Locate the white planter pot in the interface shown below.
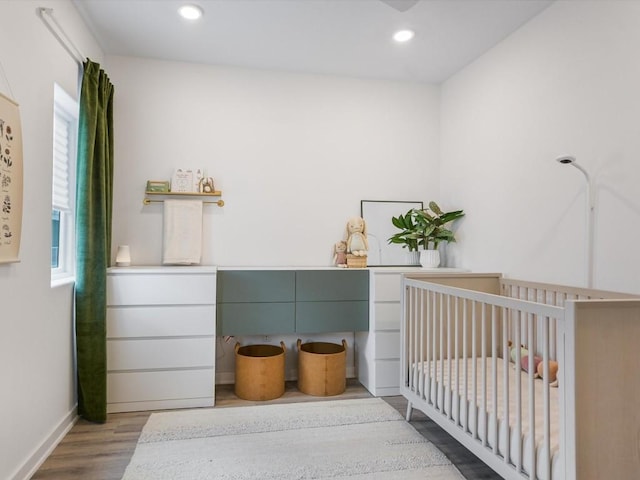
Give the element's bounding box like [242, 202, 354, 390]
[405, 251, 419, 266]
[419, 249, 440, 268]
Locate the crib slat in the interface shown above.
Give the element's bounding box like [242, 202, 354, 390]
[408, 287, 413, 391]
[405, 286, 411, 390]
[423, 290, 428, 401]
[502, 306, 511, 466]
[408, 286, 413, 390]
[414, 288, 420, 396]
[528, 313, 537, 480]
[447, 294, 453, 420]
[472, 300, 478, 440]
[462, 298, 469, 433]
[426, 293, 437, 405]
[414, 292, 429, 398]
[543, 316, 551, 480]
[439, 293, 444, 412]
[454, 295, 460, 426]
[515, 309, 523, 473]
[423, 289, 429, 400]
[491, 305, 498, 455]
[481, 302, 488, 447]
[427, 290, 432, 404]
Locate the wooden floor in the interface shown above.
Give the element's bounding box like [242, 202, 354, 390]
[33, 380, 500, 479]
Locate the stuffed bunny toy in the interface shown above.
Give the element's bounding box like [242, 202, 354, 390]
[346, 216, 369, 256]
[333, 240, 348, 267]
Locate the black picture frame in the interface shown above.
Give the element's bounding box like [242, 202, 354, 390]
[360, 200, 423, 266]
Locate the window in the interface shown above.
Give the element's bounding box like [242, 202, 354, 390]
[51, 84, 78, 283]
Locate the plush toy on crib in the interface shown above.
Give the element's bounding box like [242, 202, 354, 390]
[346, 216, 369, 256]
[536, 360, 559, 387]
[333, 240, 348, 268]
[509, 342, 559, 387]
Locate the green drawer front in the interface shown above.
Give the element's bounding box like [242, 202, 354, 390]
[295, 301, 369, 333]
[296, 270, 369, 301]
[218, 271, 295, 303]
[217, 303, 295, 336]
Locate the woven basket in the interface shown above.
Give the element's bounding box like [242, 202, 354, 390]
[297, 339, 347, 396]
[235, 342, 286, 401]
[346, 254, 367, 268]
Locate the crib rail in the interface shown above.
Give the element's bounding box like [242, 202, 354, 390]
[499, 278, 637, 361]
[401, 278, 564, 480]
[500, 278, 637, 305]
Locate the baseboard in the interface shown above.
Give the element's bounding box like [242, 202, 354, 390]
[216, 367, 357, 385]
[11, 405, 78, 480]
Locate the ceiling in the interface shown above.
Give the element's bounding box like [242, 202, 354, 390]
[72, 0, 553, 84]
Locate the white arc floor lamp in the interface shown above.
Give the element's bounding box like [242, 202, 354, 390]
[556, 155, 595, 288]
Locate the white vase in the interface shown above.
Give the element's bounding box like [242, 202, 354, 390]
[419, 249, 440, 268]
[115, 245, 131, 266]
[405, 251, 419, 265]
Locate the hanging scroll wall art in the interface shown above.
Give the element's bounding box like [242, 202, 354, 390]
[0, 92, 23, 264]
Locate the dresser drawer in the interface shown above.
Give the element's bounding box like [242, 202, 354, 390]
[296, 301, 369, 333]
[374, 273, 402, 302]
[217, 271, 295, 303]
[107, 369, 214, 404]
[107, 338, 214, 371]
[296, 270, 369, 301]
[107, 305, 215, 338]
[373, 302, 401, 330]
[374, 359, 401, 388]
[107, 273, 216, 305]
[374, 331, 400, 359]
[217, 302, 295, 335]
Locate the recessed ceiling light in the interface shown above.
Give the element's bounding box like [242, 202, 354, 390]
[178, 4, 204, 20]
[393, 29, 415, 43]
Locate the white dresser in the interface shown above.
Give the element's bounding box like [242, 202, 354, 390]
[106, 266, 217, 413]
[357, 267, 468, 396]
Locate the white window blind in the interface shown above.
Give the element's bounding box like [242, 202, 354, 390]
[51, 83, 78, 281]
[52, 110, 72, 211]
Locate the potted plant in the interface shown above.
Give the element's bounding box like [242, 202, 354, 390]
[388, 201, 464, 268]
[387, 209, 421, 265]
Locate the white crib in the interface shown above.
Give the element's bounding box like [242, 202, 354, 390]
[400, 273, 640, 480]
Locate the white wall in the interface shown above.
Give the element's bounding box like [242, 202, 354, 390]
[107, 56, 441, 267]
[440, 0, 640, 294]
[7, 0, 640, 476]
[0, 2, 103, 479]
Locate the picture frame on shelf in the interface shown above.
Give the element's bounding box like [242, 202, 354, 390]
[145, 180, 170, 193]
[361, 200, 424, 266]
[171, 168, 194, 192]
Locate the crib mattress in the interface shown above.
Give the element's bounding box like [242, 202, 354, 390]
[410, 357, 560, 479]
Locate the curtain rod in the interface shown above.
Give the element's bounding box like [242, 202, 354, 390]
[37, 7, 85, 65]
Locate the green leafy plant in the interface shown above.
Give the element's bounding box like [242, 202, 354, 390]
[388, 201, 465, 251]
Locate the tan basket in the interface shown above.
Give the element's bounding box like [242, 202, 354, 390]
[235, 342, 286, 401]
[297, 339, 347, 396]
[346, 254, 367, 268]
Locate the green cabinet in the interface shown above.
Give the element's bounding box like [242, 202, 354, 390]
[217, 270, 295, 303]
[217, 271, 295, 335]
[296, 270, 368, 301]
[295, 270, 368, 333]
[296, 301, 368, 333]
[217, 269, 369, 335]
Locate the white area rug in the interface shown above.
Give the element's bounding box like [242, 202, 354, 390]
[122, 398, 465, 479]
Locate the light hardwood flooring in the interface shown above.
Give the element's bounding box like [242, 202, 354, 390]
[32, 380, 499, 479]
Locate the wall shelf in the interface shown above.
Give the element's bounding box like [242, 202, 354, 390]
[143, 190, 224, 207]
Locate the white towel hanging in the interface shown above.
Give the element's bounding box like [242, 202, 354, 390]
[162, 199, 203, 265]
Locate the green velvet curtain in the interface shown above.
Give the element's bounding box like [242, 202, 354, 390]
[75, 60, 114, 423]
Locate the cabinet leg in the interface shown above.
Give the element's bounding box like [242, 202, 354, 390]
[405, 401, 413, 421]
